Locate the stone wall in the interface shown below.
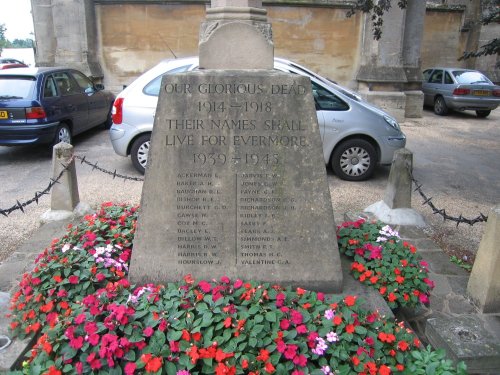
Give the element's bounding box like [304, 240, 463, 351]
[95, 3, 363, 92]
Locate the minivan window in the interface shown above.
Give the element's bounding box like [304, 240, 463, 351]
[312, 82, 349, 111]
[144, 65, 193, 96]
[0, 76, 36, 99]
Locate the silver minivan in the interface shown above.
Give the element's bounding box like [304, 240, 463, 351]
[109, 57, 406, 181]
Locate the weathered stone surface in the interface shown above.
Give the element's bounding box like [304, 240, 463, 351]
[426, 315, 500, 373]
[383, 148, 412, 209]
[421, 252, 469, 276]
[467, 206, 500, 313]
[130, 70, 342, 292]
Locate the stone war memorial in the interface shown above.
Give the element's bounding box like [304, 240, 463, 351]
[129, 0, 343, 292]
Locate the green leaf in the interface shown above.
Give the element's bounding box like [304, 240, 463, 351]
[265, 311, 277, 323]
[167, 330, 183, 342]
[165, 362, 177, 374]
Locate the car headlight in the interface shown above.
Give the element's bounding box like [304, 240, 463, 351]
[383, 115, 401, 131]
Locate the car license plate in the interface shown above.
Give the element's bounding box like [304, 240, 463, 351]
[0, 110, 8, 119]
[473, 90, 490, 96]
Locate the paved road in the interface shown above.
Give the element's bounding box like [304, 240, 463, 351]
[1, 108, 499, 261]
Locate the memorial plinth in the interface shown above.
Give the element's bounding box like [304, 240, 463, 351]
[129, 70, 343, 292]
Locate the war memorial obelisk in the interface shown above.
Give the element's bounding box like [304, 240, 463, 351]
[129, 0, 343, 292]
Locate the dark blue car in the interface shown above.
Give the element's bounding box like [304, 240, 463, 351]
[0, 67, 115, 146]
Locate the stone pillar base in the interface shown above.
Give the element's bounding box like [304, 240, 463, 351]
[358, 90, 406, 123]
[41, 202, 93, 223]
[404, 90, 424, 118]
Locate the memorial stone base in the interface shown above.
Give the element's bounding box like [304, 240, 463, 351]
[129, 70, 343, 292]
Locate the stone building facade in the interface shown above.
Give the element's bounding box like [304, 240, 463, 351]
[30, 0, 499, 121]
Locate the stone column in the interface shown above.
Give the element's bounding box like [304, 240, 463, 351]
[356, 5, 407, 122]
[31, 0, 57, 66]
[356, 2, 426, 121]
[199, 0, 273, 69]
[402, 0, 426, 118]
[467, 206, 500, 313]
[31, 0, 103, 78]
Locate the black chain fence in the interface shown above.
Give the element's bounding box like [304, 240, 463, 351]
[408, 164, 488, 226]
[0, 159, 73, 217]
[0, 154, 490, 226]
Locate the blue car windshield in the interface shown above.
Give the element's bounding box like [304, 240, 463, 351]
[0, 76, 36, 99]
[452, 71, 491, 85]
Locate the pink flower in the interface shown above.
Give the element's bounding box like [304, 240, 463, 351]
[68, 275, 79, 284]
[317, 292, 325, 301]
[290, 310, 303, 325]
[284, 344, 297, 360]
[293, 354, 307, 367]
[74, 314, 86, 325]
[124, 362, 136, 375]
[233, 279, 243, 289]
[220, 276, 230, 284]
[198, 280, 211, 293]
[280, 319, 290, 330]
[170, 340, 180, 353]
[69, 336, 83, 349]
[296, 325, 308, 334]
[143, 326, 154, 337]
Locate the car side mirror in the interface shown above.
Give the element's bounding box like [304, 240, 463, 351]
[95, 83, 105, 90]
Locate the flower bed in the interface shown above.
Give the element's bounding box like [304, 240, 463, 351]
[7, 204, 466, 374]
[337, 219, 435, 309]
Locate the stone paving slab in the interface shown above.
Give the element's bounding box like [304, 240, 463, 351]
[426, 315, 500, 374]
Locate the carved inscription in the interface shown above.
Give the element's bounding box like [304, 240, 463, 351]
[163, 78, 308, 267]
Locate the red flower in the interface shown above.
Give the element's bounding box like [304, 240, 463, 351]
[333, 315, 342, 325]
[181, 329, 191, 341]
[145, 356, 162, 373]
[43, 366, 61, 375]
[241, 359, 249, 369]
[379, 364, 391, 375]
[53, 275, 63, 283]
[398, 340, 409, 351]
[395, 276, 405, 284]
[296, 287, 306, 295]
[224, 317, 232, 328]
[352, 356, 360, 366]
[345, 324, 355, 334]
[265, 362, 276, 374]
[344, 295, 356, 306]
[388, 293, 397, 302]
[256, 348, 270, 362]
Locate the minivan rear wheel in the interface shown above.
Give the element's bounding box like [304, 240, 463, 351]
[331, 139, 376, 181]
[131, 134, 151, 174]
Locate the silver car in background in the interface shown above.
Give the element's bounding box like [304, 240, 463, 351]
[109, 57, 406, 181]
[422, 67, 500, 118]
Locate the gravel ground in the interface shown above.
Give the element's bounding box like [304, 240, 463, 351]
[1, 109, 498, 266]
